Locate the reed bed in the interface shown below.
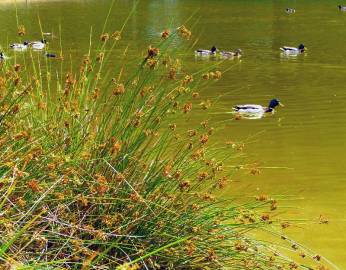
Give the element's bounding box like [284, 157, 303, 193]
[0, 19, 335, 270]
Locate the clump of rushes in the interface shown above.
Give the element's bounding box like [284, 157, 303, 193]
[0, 24, 337, 270]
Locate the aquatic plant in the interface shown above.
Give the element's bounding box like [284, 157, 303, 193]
[0, 14, 337, 270]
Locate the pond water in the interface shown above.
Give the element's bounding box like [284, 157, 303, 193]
[1, 0, 345, 268]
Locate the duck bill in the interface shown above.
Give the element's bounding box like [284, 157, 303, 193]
[279, 102, 285, 107]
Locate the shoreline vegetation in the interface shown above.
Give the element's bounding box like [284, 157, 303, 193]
[0, 6, 336, 270]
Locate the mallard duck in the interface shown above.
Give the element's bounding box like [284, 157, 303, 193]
[46, 53, 56, 58]
[195, 46, 217, 56]
[285, 8, 296, 14]
[233, 99, 283, 119]
[338, 5, 346, 11]
[219, 49, 242, 58]
[30, 39, 47, 50]
[280, 44, 306, 54]
[10, 41, 29, 50]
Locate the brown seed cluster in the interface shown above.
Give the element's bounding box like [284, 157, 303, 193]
[27, 179, 41, 192]
[96, 52, 104, 62]
[161, 29, 170, 39]
[147, 46, 159, 59]
[100, 33, 110, 42]
[177, 25, 192, 39]
[146, 59, 157, 69]
[111, 31, 121, 41]
[168, 67, 176, 80]
[113, 83, 125, 95]
[202, 71, 222, 80]
[14, 64, 21, 72]
[111, 139, 122, 155]
[183, 74, 193, 85]
[183, 103, 192, 113]
[18, 25, 26, 36]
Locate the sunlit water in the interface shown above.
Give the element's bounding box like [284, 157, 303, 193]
[1, 0, 345, 267]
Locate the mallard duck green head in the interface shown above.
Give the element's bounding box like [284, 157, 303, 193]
[266, 99, 283, 113]
[298, 44, 305, 51]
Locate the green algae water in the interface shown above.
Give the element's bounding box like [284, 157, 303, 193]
[1, 0, 345, 267]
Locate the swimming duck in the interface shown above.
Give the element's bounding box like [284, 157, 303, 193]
[338, 5, 346, 11]
[195, 46, 217, 56]
[10, 41, 29, 50]
[30, 39, 47, 50]
[219, 49, 242, 58]
[280, 44, 306, 54]
[233, 98, 283, 119]
[46, 53, 57, 58]
[285, 8, 296, 14]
